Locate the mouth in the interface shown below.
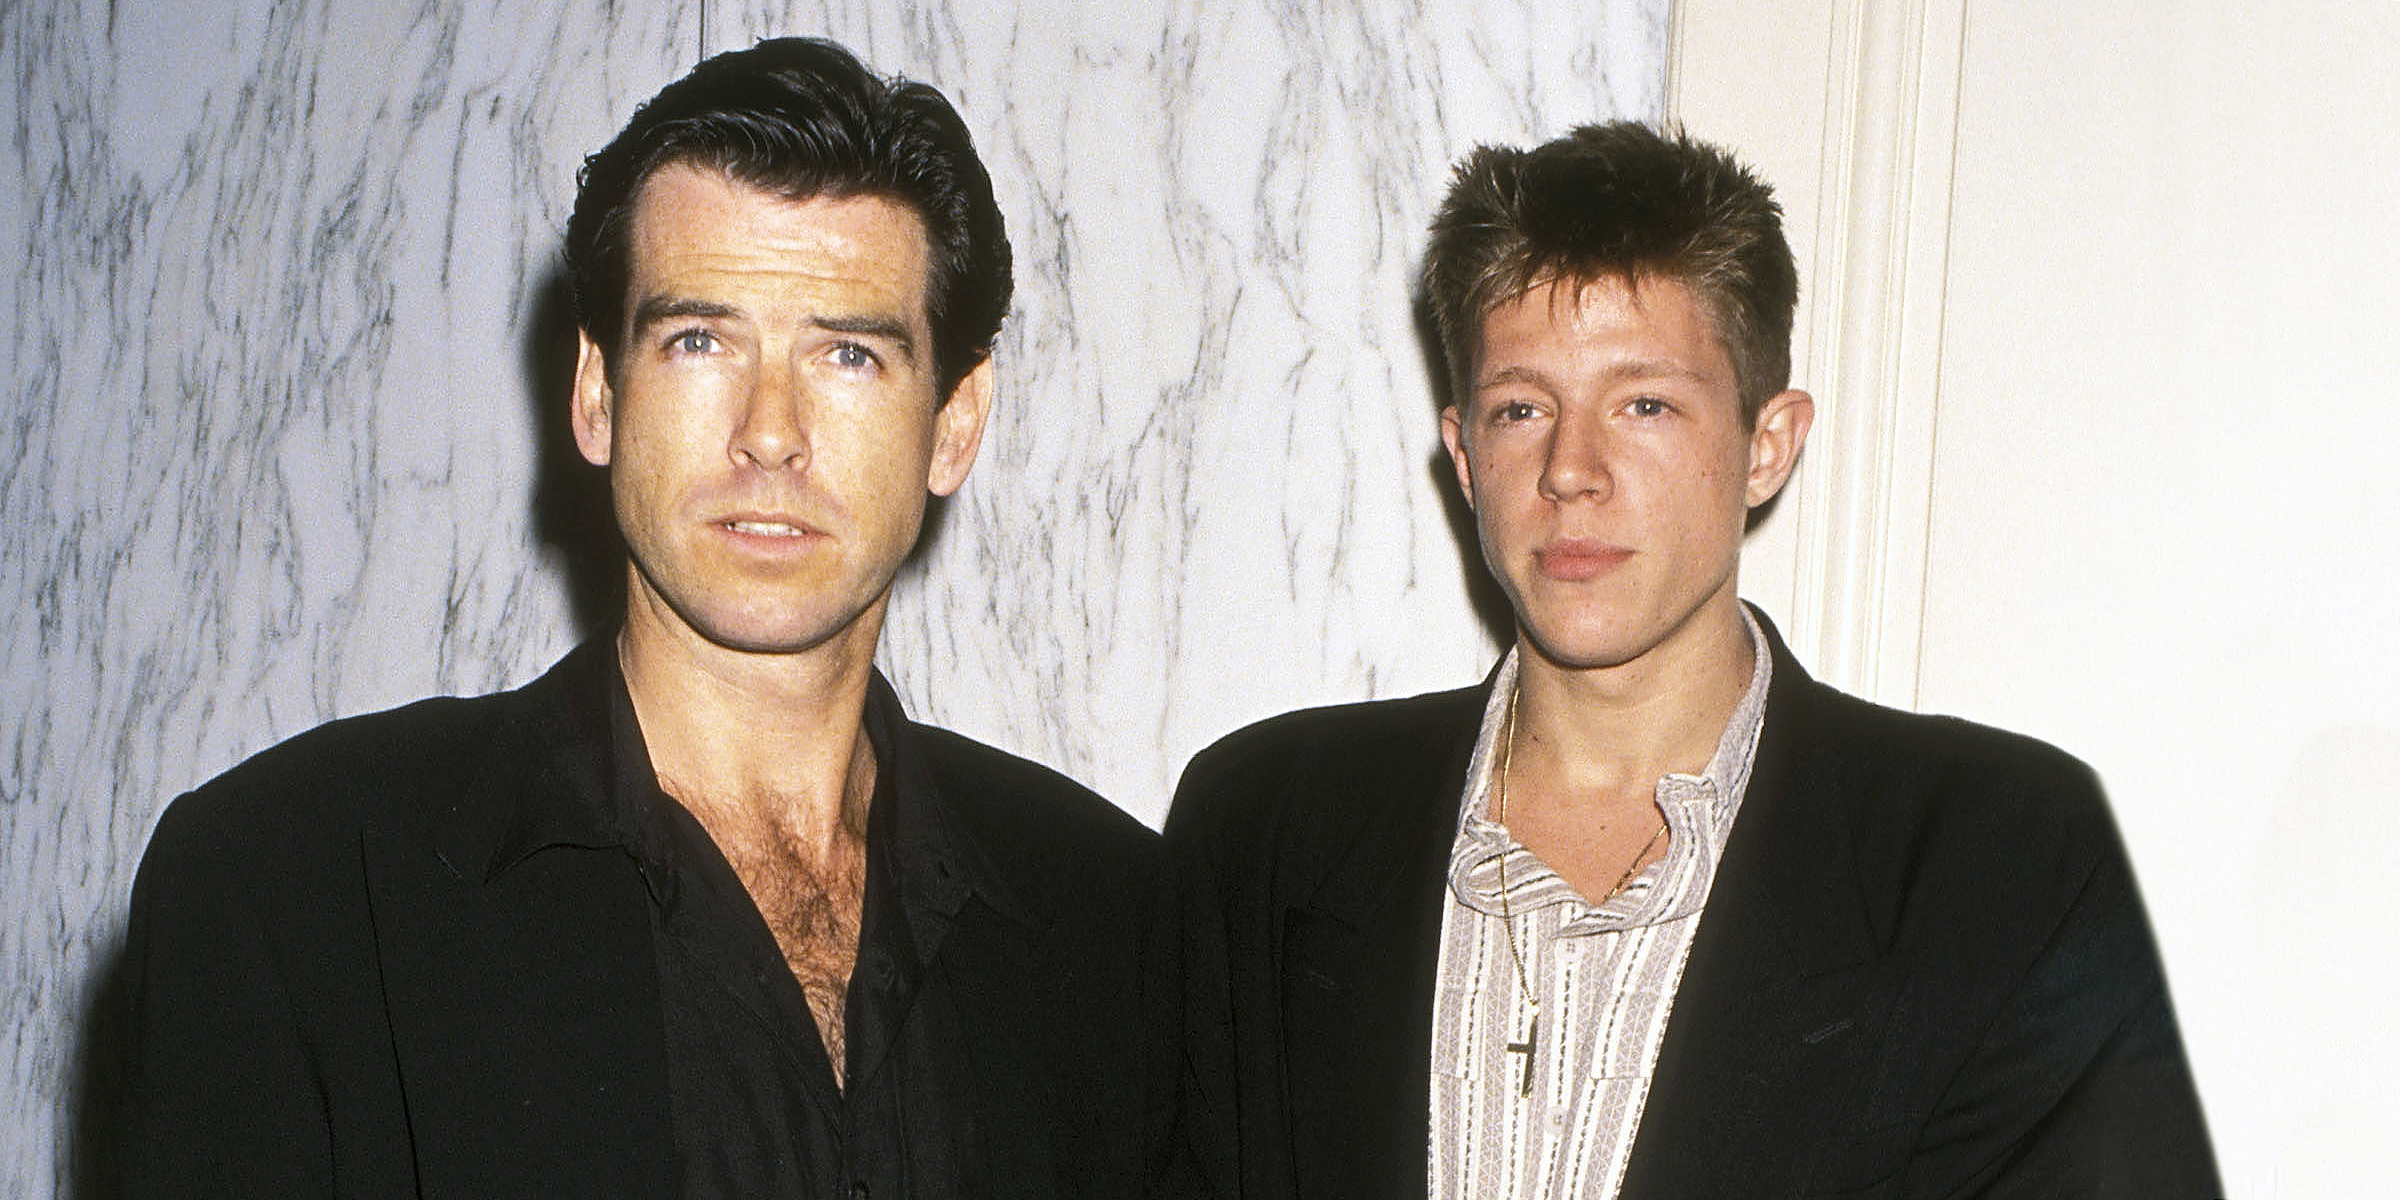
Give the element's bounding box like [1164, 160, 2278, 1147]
[722, 518, 810, 537]
[1534, 540, 1633, 581]
[711, 511, 827, 548]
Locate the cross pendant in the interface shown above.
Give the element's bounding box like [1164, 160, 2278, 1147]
[1506, 1015, 1538, 1097]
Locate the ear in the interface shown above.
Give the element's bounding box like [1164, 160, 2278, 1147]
[570, 330, 615, 468]
[1439, 404, 1476, 509]
[1744, 389, 1815, 508]
[926, 357, 994, 498]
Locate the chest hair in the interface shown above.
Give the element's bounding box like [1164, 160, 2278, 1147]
[706, 818, 870, 1085]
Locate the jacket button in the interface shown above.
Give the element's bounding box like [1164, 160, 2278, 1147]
[850, 1185, 869, 1200]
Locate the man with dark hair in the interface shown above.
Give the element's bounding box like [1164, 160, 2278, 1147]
[1169, 121, 2217, 1197]
[120, 38, 1158, 1198]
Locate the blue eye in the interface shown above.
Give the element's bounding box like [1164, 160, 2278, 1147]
[830, 342, 879, 370]
[668, 329, 716, 355]
[1628, 397, 1669, 417]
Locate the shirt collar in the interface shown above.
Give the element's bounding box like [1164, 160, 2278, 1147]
[458, 638, 628, 883]
[477, 643, 1028, 934]
[1449, 605, 1774, 930]
[476, 643, 701, 898]
[860, 669, 1011, 946]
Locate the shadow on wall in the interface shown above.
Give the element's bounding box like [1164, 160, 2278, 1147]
[69, 932, 129, 1199]
[527, 262, 628, 641]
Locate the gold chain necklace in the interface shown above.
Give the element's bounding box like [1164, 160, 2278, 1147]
[1492, 683, 1670, 1097]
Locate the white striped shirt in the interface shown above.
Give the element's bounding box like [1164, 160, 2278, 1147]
[1428, 611, 1772, 1198]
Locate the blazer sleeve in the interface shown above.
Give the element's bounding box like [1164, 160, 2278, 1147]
[1156, 691, 1476, 1200]
[1903, 814, 2220, 1200]
[118, 781, 416, 1199]
[1157, 737, 1252, 1200]
[118, 790, 341, 1197]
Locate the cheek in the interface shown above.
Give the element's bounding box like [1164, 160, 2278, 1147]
[619, 390, 727, 462]
[1469, 437, 1535, 493]
[1465, 453, 1520, 523]
[607, 425, 701, 522]
[1695, 437, 1754, 496]
[608, 451, 663, 531]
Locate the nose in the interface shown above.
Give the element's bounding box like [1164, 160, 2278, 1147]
[1537, 406, 1613, 503]
[731, 355, 809, 471]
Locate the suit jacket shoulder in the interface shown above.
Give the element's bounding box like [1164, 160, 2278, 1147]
[144, 691, 509, 881]
[143, 635, 616, 867]
[1169, 687, 1482, 899]
[1177, 686, 1485, 800]
[908, 719, 1158, 885]
[1164, 687, 1486, 1199]
[1784, 677, 2109, 822]
[1624, 635, 2219, 1198]
[1760, 678, 2125, 916]
[121, 643, 673, 1199]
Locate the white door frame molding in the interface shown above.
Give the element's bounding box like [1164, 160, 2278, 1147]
[1668, 0, 1966, 708]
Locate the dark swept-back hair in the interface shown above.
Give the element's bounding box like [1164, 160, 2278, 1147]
[1422, 120, 1795, 422]
[565, 37, 1012, 394]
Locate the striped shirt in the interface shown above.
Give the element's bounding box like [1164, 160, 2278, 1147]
[1428, 610, 1772, 1198]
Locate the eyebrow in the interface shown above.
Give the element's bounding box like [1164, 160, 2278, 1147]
[814, 313, 919, 364]
[628, 296, 920, 364]
[1474, 357, 1719, 392]
[630, 295, 738, 331]
[1474, 365, 1550, 392]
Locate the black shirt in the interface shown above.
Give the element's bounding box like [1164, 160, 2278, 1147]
[604, 666, 990, 1198]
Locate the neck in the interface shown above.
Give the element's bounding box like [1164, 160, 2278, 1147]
[615, 591, 885, 856]
[1509, 600, 1755, 804]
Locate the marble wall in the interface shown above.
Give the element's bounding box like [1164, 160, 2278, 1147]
[1, 0, 1667, 1188]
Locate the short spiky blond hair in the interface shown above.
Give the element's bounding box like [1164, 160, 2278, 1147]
[1422, 121, 1796, 424]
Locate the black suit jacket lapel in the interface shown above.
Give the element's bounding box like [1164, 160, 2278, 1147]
[361, 644, 674, 1197]
[1617, 620, 1906, 1198]
[1277, 686, 1483, 1199]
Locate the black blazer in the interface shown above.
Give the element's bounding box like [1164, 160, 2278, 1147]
[118, 640, 1163, 1198]
[1167, 613, 2218, 1198]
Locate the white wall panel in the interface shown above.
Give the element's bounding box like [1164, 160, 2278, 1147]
[1929, 3, 2400, 1193]
[1675, 1, 2400, 1192]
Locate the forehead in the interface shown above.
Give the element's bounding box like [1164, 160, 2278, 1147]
[1473, 273, 1735, 386]
[622, 162, 932, 317]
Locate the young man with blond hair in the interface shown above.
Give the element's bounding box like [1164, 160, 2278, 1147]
[1170, 121, 2216, 1198]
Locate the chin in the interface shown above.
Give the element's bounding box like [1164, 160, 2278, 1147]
[1518, 593, 1742, 675]
[704, 616, 853, 656]
[1515, 601, 1691, 669]
[663, 598, 855, 657]
[1522, 639, 1648, 673]
[631, 558, 896, 660]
